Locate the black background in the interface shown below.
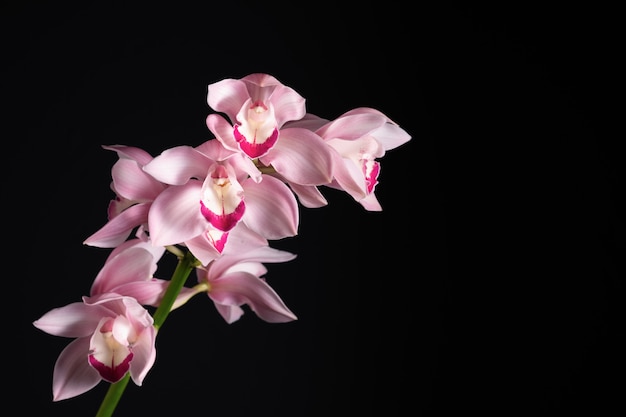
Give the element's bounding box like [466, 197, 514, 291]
[5, 2, 624, 416]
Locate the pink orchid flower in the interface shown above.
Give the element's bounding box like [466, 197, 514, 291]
[142, 138, 299, 260]
[175, 245, 298, 323]
[206, 73, 334, 189]
[33, 293, 157, 401]
[84, 145, 167, 248]
[286, 108, 411, 211]
[89, 238, 171, 307]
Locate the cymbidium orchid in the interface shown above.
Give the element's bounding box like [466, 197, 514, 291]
[89, 238, 170, 308]
[33, 73, 411, 417]
[285, 108, 411, 211]
[176, 245, 298, 323]
[206, 73, 335, 191]
[84, 145, 167, 248]
[142, 137, 300, 263]
[33, 293, 157, 401]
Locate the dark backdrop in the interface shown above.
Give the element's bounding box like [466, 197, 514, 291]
[6, 2, 623, 416]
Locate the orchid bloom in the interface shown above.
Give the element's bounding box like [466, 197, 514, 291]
[89, 238, 172, 308]
[286, 108, 411, 211]
[206, 73, 335, 192]
[175, 245, 298, 323]
[84, 145, 167, 248]
[33, 293, 157, 401]
[142, 138, 299, 262]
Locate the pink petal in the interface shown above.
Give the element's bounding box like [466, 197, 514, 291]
[110, 279, 170, 307]
[184, 231, 224, 266]
[106, 238, 165, 264]
[260, 127, 333, 185]
[206, 113, 241, 152]
[207, 78, 250, 122]
[316, 112, 387, 140]
[358, 192, 383, 211]
[83, 203, 150, 248]
[242, 175, 299, 239]
[195, 137, 239, 161]
[213, 302, 245, 324]
[128, 325, 156, 385]
[267, 171, 328, 208]
[33, 302, 113, 338]
[327, 150, 368, 201]
[102, 144, 154, 167]
[143, 145, 214, 185]
[90, 247, 156, 296]
[148, 181, 207, 247]
[52, 337, 101, 401]
[112, 158, 166, 201]
[209, 271, 297, 323]
[286, 182, 328, 208]
[266, 84, 306, 127]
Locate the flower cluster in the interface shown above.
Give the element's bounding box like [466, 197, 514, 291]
[33, 73, 411, 411]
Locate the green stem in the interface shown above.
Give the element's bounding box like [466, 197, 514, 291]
[94, 374, 130, 417]
[152, 250, 199, 329]
[95, 249, 199, 417]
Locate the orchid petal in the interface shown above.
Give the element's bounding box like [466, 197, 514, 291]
[266, 84, 306, 127]
[268, 171, 328, 208]
[240, 73, 306, 127]
[128, 325, 156, 385]
[260, 127, 333, 185]
[148, 181, 207, 247]
[83, 203, 150, 248]
[242, 175, 299, 239]
[106, 238, 165, 264]
[358, 192, 383, 211]
[213, 302, 245, 324]
[90, 247, 156, 296]
[52, 337, 101, 401]
[287, 182, 328, 208]
[209, 246, 296, 278]
[321, 107, 411, 150]
[316, 112, 387, 141]
[221, 222, 269, 255]
[172, 286, 203, 311]
[209, 271, 297, 323]
[195, 137, 238, 161]
[185, 230, 225, 266]
[327, 151, 368, 201]
[110, 279, 170, 307]
[206, 113, 240, 152]
[33, 303, 114, 338]
[112, 158, 166, 201]
[143, 145, 214, 185]
[207, 78, 250, 122]
[102, 144, 154, 167]
[283, 112, 328, 131]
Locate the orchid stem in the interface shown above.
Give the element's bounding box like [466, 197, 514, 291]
[94, 374, 130, 417]
[153, 249, 199, 329]
[95, 249, 198, 417]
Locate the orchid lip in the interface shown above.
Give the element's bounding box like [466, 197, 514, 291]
[234, 125, 278, 158]
[200, 200, 245, 231]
